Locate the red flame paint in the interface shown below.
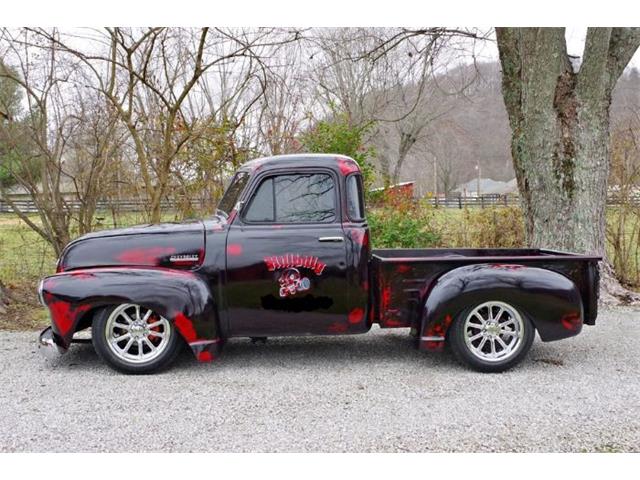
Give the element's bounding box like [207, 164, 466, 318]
[70, 272, 96, 280]
[396, 264, 411, 274]
[116, 247, 176, 265]
[174, 312, 198, 343]
[337, 157, 360, 175]
[561, 312, 581, 331]
[197, 351, 214, 362]
[45, 298, 91, 338]
[489, 264, 524, 271]
[328, 322, 348, 333]
[349, 229, 369, 247]
[348, 308, 365, 324]
[423, 314, 453, 348]
[380, 284, 392, 313]
[227, 244, 243, 256]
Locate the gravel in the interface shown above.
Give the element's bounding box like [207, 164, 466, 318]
[0, 307, 639, 452]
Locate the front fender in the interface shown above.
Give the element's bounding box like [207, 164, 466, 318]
[40, 267, 220, 361]
[419, 264, 583, 351]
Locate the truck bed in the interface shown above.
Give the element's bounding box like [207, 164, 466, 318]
[372, 247, 596, 261]
[371, 248, 601, 329]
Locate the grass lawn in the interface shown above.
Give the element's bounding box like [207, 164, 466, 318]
[0, 211, 179, 330]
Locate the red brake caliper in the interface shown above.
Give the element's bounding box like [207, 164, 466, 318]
[148, 312, 161, 345]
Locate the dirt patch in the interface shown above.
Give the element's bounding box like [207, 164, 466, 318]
[0, 282, 47, 331]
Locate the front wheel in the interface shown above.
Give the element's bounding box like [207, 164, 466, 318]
[448, 300, 534, 373]
[92, 303, 182, 374]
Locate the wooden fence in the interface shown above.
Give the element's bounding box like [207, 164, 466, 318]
[2, 193, 640, 214]
[426, 194, 520, 208]
[0, 198, 196, 214]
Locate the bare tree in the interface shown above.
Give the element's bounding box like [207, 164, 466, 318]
[373, 62, 465, 185]
[64, 84, 123, 234]
[423, 119, 471, 196]
[0, 28, 118, 254]
[311, 28, 398, 126]
[311, 28, 476, 185]
[32, 27, 301, 222]
[256, 41, 310, 156]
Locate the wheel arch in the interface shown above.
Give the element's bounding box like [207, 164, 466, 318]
[40, 268, 221, 360]
[418, 263, 584, 351]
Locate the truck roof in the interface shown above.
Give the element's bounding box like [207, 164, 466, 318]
[240, 153, 360, 175]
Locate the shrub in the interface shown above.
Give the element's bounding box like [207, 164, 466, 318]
[460, 206, 525, 248]
[299, 111, 376, 191]
[606, 208, 640, 288]
[368, 200, 442, 248]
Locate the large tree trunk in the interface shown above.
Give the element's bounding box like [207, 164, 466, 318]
[498, 28, 631, 253]
[496, 28, 640, 302]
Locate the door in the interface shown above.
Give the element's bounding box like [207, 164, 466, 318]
[225, 169, 351, 336]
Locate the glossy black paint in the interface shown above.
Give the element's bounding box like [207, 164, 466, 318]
[222, 159, 370, 336]
[418, 263, 584, 350]
[40, 268, 220, 358]
[58, 220, 207, 271]
[372, 249, 600, 349]
[40, 153, 601, 363]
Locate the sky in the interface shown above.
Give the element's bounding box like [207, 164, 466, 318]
[475, 28, 640, 69]
[49, 27, 640, 72]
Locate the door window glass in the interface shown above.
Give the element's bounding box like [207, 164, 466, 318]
[244, 173, 336, 223]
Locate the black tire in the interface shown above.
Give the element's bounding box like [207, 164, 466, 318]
[92, 304, 182, 374]
[448, 300, 535, 373]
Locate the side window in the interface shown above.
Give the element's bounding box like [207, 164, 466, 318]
[346, 174, 365, 221]
[275, 173, 336, 223]
[244, 178, 274, 222]
[243, 173, 336, 223]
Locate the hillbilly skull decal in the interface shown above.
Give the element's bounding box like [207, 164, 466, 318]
[264, 254, 326, 298]
[278, 268, 310, 297]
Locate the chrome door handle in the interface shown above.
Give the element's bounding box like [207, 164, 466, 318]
[318, 236, 344, 242]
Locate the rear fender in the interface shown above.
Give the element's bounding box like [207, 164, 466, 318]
[40, 267, 221, 361]
[419, 264, 583, 351]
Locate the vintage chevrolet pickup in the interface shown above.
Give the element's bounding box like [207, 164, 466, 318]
[38, 154, 601, 374]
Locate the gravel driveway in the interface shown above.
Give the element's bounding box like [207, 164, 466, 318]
[0, 307, 638, 452]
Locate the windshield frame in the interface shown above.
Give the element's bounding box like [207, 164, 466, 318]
[217, 170, 250, 217]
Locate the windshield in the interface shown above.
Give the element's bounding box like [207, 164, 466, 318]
[217, 171, 250, 216]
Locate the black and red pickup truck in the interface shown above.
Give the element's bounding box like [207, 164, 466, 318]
[38, 154, 601, 374]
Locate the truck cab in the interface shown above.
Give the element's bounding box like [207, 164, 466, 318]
[217, 154, 371, 337]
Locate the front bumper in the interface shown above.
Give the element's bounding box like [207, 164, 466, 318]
[38, 327, 67, 360]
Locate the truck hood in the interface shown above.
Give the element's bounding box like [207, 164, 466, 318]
[58, 220, 208, 271]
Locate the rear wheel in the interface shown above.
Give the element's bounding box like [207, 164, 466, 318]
[448, 300, 534, 373]
[92, 303, 182, 374]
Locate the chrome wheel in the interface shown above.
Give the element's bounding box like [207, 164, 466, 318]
[463, 301, 524, 363]
[105, 304, 171, 364]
